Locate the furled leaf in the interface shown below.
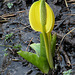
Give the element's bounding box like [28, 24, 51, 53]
[40, 33, 46, 57]
[30, 43, 40, 56]
[51, 34, 56, 57]
[17, 50, 49, 74]
[40, 0, 46, 26]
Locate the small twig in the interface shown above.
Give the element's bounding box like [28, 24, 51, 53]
[59, 28, 75, 48]
[53, 28, 75, 51]
[0, 17, 8, 23]
[16, 10, 25, 14]
[0, 10, 25, 23]
[1, 10, 25, 18]
[72, 3, 75, 4]
[52, 28, 75, 47]
[67, 0, 75, 3]
[1, 14, 16, 18]
[64, 14, 75, 16]
[60, 46, 71, 67]
[64, 0, 68, 7]
[57, 28, 74, 51]
[12, 58, 20, 62]
[26, 38, 33, 51]
[54, 28, 75, 63]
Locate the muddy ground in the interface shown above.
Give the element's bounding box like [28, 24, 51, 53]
[0, 0, 75, 75]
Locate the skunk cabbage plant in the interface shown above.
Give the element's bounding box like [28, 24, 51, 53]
[17, 0, 56, 74]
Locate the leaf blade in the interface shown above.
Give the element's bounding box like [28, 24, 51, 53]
[30, 43, 40, 56]
[17, 50, 49, 74]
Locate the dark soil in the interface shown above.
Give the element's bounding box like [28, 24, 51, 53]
[0, 0, 75, 75]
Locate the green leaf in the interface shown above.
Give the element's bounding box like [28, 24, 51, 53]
[13, 44, 22, 49]
[63, 69, 72, 75]
[7, 3, 13, 9]
[51, 34, 56, 57]
[30, 33, 46, 58]
[4, 53, 8, 56]
[40, 33, 46, 57]
[2, 48, 8, 51]
[5, 33, 13, 41]
[30, 43, 40, 56]
[17, 50, 49, 74]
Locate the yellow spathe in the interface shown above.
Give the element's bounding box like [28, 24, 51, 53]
[29, 1, 55, 33]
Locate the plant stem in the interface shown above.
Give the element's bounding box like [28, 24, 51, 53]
[42, 26, 54, 69]
[0, 44, 12, 47]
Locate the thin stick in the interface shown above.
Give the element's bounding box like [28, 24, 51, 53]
[64, 0, 68, 7]
[60, 28, 75, 47]
[57, 28, 75, 53]
[60, 46, 71, 67]
[67, 0, 75, 3]
[26, 38, 33, 51]
[65, 14, 75, 16]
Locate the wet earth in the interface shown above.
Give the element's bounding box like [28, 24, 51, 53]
[0, 0, 75, 75]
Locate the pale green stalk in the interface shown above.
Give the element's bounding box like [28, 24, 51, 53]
[42, 26, 54, 69]
[40, 0, 54, 69]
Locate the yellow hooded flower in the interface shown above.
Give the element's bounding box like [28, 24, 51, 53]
[29, 0, 55, 33]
